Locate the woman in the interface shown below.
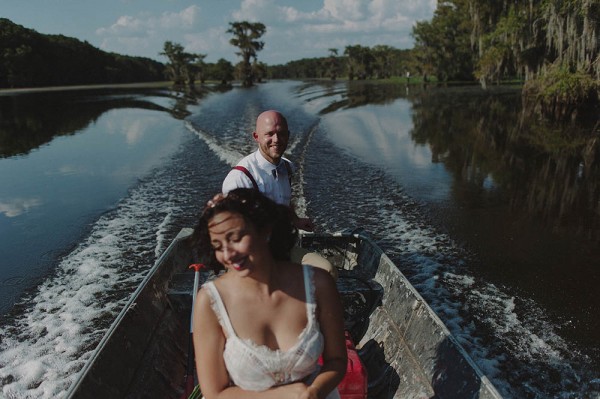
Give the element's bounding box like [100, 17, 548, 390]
[192, 188, 347, 399]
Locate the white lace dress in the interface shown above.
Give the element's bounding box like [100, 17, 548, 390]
[204, 265, 340, 399]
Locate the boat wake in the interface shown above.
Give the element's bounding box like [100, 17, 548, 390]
[184, 121, 244, 168]
[0, 173, 179, 397]
[304, 130, 600, 398]
[0, 132, 219, 398]
[3, 81, 597, 399]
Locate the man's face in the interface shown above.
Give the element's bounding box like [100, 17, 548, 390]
[253, 113, 289, 164]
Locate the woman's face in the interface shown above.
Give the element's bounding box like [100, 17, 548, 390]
[208, 211, 268, 273]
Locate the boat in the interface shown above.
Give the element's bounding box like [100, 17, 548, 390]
[65, 228, 504, 399]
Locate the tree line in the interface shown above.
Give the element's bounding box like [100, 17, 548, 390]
[160, 21, 267, 88]
[2, 0, 598, 119]
[411, 0, 599, 120]
[161, 0, 598, 120]
[0, 18, 164, 88]
[160, 21, 418, 87]
[0, 18, 266, 90]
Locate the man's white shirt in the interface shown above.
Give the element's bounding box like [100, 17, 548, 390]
[222, 150, 294, 206]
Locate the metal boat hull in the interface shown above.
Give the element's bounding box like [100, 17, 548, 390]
[66, 228, 502, 399]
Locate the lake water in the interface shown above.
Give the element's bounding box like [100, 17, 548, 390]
[0, 81, 598, 398]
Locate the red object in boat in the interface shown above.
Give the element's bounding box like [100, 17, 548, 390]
[320, 331, 368, 399]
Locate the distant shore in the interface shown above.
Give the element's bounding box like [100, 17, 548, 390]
[0, 81, 173, 95]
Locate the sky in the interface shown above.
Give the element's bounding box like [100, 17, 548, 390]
[2, 0, 436, 65]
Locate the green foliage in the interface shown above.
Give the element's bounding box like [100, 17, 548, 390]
[268, 45, 417, 81]
[210, 58, 234, 85]
[160, 41, 204, 87]
[325, 48, 340, 80]
[523, 63, 599, 120]
[344, 44, 374, 80]
[268, 57, 325, 79]
[0, 18, 165, 89]
[540, 66, 597, 102]
[411, 0, 598, 118]
[475, 5, 532, 84]
[476, 44, 512, 83]
[541, 0, 599, 77]
[252, 60, 268, 83]
[227, 21, 266, 87]
[411, 0, 474, 82]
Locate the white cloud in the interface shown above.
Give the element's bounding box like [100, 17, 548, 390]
[104, 115, 163, 145]
[231, 0, 277, 22]
[58, 165, 79, 175]
[97, 15, 144, 37]
[323, 0, 366, 21]
[96, 5, 203, 57]
[97, 6, 201, 36]
[184, 27, 230, 55]
[244, 0, 435, 62]
[91, 0, 435, 64]
[159, 5, 201, 29]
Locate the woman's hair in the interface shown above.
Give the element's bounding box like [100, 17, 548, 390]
[193, 188, 298, 271]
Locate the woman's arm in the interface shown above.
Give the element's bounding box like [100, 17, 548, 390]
[306, 268, 348, 399]
[193, 288, 231, 398]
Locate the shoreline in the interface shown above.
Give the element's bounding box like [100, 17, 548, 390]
[0, 81, 173, 95]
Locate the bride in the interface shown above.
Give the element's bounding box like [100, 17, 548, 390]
[192, 188, 346, 399]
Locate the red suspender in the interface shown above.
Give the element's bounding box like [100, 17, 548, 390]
[232, 166, 258, 190]
[232, 161, 292, 191]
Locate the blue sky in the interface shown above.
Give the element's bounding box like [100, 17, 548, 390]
[2, 0, 436, 65]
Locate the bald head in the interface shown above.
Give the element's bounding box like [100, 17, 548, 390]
[253, 110, 290, 164]
[255, 110, 288, 132]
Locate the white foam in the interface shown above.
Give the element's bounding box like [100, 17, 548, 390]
[185, 121, 244, 166]
[351, 168, 599, 397]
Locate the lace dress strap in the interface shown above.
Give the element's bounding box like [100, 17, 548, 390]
[204, 282, 236, 336]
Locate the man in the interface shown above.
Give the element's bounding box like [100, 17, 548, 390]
[222, 110, 335, 277]
[222, 109, 314, 230]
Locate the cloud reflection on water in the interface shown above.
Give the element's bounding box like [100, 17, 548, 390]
[322, 103, 452, 201]
[0, 197, 42, 217]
